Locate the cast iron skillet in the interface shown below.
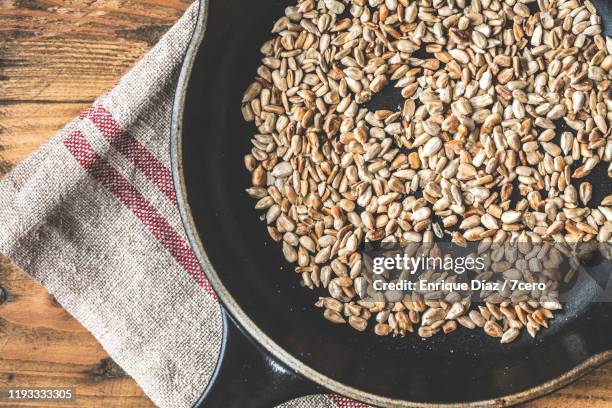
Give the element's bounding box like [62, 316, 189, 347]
[171, 1, 612, 407]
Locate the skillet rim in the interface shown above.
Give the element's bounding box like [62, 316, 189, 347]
[170, 0, 612, 406]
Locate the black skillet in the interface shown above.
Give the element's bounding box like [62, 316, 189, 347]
[170, 1, 612, 406]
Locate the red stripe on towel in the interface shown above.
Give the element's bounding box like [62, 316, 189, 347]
[81, 106, 177, 203]
[328, 395, 369, 408]
[64, 129, 217, 300]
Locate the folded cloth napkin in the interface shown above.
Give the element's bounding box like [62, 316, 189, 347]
[0, 2, 365, 408]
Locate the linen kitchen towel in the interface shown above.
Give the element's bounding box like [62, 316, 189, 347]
[0, 2, 363, 408]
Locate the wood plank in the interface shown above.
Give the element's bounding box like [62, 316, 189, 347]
[0, 256, 156, 407]
[521, 363, 612, 408]
[0, 103, 89, 171]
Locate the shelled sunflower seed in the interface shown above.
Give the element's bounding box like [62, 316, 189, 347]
[242, 0, 612, 343]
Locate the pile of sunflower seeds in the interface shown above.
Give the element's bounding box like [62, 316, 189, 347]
[241, 0, 612, 343]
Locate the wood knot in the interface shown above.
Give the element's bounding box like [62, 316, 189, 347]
[90, 358, 126, 381]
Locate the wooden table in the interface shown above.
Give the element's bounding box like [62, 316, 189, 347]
[0, 1, 610, 407]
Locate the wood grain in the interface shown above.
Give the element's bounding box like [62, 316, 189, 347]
[0, 1, 609, 407]
[0, 257, 156, 408]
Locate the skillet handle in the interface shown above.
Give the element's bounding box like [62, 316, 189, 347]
[194, 308, 326, 408]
